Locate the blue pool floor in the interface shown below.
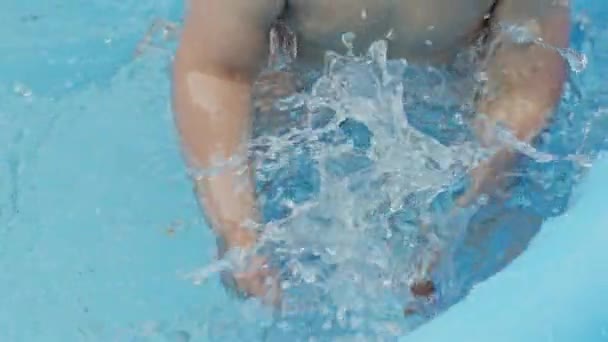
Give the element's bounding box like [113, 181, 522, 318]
[1, 54, 220, 340]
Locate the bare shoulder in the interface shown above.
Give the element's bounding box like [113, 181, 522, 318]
[177, 0, 286, 73]
[492, 0, 570, 49]
[494, 0, 570, 19]
[186, 0, 285, 26]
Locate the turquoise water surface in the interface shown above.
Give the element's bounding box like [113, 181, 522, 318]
[1, 0, 607, 341]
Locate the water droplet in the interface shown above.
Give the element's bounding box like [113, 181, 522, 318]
[476, 71, 488, 82]
[13, 83, 32, 97]
[561, 48, 588, 73]
[503, 24, 537, 44]
[477, 194, 489, 206]
[302, 268, 317, 283]
[341, 32, 356, 56]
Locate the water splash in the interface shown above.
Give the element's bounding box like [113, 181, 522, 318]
[243, 40, 489, 338]
[187, 21, 600, 339]
[500, 22, 589, 73]
[560, 48, 588, 73]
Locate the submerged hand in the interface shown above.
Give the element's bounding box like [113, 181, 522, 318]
[231, 254, 282, 307]
[220, 230, 282, 308]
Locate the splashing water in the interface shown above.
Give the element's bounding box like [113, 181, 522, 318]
[187, 20, 599, 340]
[238, 40, 491, 339]
[500, 22, 589, 73]
[181, 39, 491, 339]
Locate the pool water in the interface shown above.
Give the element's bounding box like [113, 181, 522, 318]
[1, 0, 607, 341]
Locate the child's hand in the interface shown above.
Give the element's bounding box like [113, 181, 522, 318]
[230, 254, 282, 307]
[220, 230, 282, 308]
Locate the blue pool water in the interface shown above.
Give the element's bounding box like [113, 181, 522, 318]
[1, 0, 607, 341]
